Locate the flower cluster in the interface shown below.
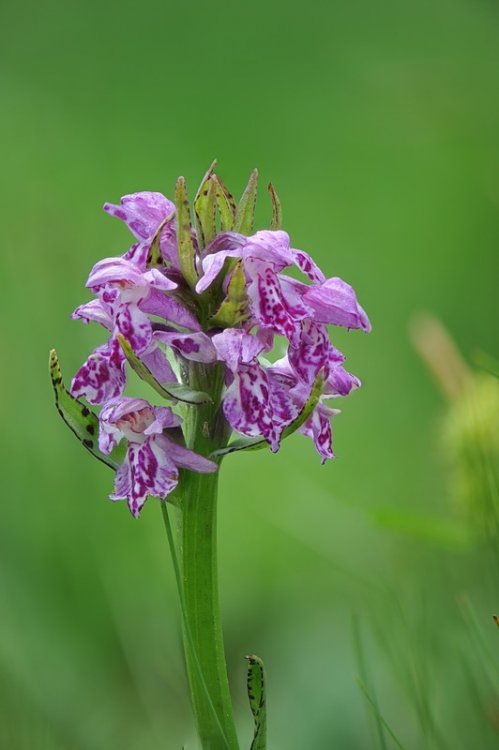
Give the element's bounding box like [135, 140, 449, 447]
[67, 168, 370, 516]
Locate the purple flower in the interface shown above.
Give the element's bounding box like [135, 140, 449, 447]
[270, 348, 360, 462]
[99, 397, 217, 517]
[61, 170, 371, 518]
[71, 254, 202, 405]
[212, 329, 282, 451]
[197, 230, 370, 341]
[104, 192, 179, 269]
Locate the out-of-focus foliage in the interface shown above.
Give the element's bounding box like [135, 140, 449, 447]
[1, 0, 499, 747]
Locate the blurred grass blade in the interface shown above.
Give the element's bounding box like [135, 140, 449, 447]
[268, 183, 282, 229]
[355, 678, 405, 750]
[209, 261, 249, 327]
[49, 349, 124, 470]
[352, 612, 388, 750]
[194, 162, 217, 249]
[233, 168, 258, 234]
[245, 655, 267, 750]
[175, 176, 198, 288]
[214, 174, 236, 231]
[117, 334, 212, 404]
[210, 372, 323, 457]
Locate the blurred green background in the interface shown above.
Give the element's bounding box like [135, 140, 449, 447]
[1, 0, 499, 747]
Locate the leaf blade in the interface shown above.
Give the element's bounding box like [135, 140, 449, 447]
[209, 261, 249, 328]
[49, 349, 124, 470]
[268, 182, 282, 230]
[117, 334, 212, 404]
[214, 174, 236, 231]
[233, 168, 258, 235]
[175, 176, 198, 288]
[245, 654, 267, 750]
[194, 162, 218, 249]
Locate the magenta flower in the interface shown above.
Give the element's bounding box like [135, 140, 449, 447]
[104, 191, 179, 270]
[197, 229, 370, 343]
[99, 397, 217, 517]
[55, 166, 370, 517]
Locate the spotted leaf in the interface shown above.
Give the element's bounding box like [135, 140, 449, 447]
[49, 349, 125, 470]
[245, 654, 267, 750]
[233, 168, 258, 235]
[209, 261, 249, 328]
[214, 174, 237, 231]
[268, 182, 282, 230]
[194, 162, 217, 249]
[175, 176, 198, 288]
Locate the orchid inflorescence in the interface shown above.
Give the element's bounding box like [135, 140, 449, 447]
[51, 163, 370, 518]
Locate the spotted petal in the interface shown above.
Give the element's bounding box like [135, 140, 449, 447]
[154, 331, 217, 363]
[71, 339, 125, 405]
[111, 439, 179, 518]
[222, 363, 280, 452]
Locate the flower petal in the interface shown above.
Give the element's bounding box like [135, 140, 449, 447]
[72, 299, 113, 330]
[222, 363, 280, 451]
[244, 230, 293, 270]
[196, 248, 242, 293]
[291, 248, 326, 283]
[144, 406, 182, 435]
[156, 434, 217, 473]
[116, 439, 179, 518]
[141, 345, 177, 384]
[288, 320, 329, 384]
[244, 259, 307, 343]
[154, 331, 217, 363]
[71, 340, 125, 405]
[115, 302, 152, 353]
[104, 192, 176, 241]
[299, 406, 338, 463]
[141, 288, 201, 331]
[302, 277, 371, 332]
[212, 329, 264, 371]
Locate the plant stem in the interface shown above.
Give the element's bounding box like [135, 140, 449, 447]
[167, 361, 239, 750]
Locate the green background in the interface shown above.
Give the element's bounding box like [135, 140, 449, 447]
[2, 0, 499, 747]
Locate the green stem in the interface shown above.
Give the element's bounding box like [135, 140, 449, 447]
[166, 361, 239, 750]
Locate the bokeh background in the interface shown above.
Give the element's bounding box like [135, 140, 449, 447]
[2, 0, 499, 747]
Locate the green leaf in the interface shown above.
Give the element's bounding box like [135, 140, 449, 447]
[214, 175, 236, 231]
[49, 349, 125, 470]
[194, 162, 217, 249]
[147, 209, 176, 266]
[175, 176, 198, 288]
[268, 183, 282, 230]
[209, 261, 249, 327]
[245, 655, 267, 750]
[117, 334, 212, 404]
[210, 372, 324, 457]
[233, 168, 258, 235]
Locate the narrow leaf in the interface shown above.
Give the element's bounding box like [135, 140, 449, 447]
[147, 210, 175, 266]
[117, 334, 212, 404]
[214, 175, 237, 231]
[194, 174, 217, 250]
[210, 372, 324, 457]
[49, 349, 125, 470]
[268, 183, 282, 230]
[209, 261, 249, 328]
[233, 168, 258, 235]
[245, 655, 267, 750]
[175, 176, 198, 288]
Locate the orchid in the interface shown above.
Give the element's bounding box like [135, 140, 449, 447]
[50, 163, 370, 750]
